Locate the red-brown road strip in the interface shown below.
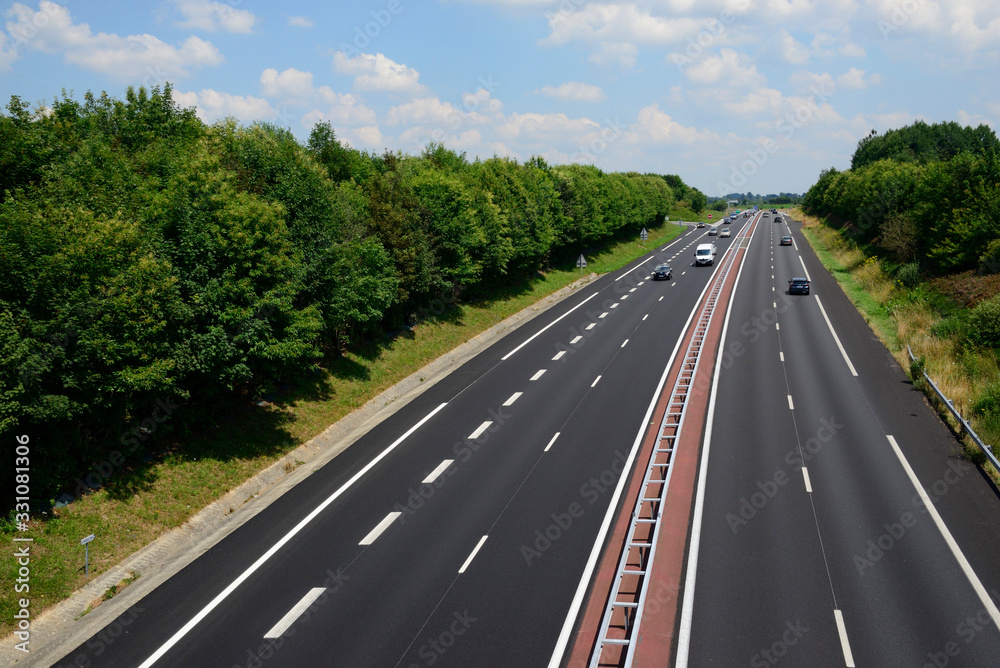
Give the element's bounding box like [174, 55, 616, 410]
[564, 216, 757, 668]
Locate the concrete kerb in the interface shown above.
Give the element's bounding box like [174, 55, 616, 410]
[3, 271, 600, 667]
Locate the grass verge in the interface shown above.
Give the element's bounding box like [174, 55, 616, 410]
[0, 220, 685, 637]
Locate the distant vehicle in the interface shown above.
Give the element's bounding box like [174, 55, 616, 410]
[652, 263, 673, 280]
[774, 215, 782, 223]
[779, 235, 793, 245]
[720, 227, 731, 238]
[695, 243, 717, 266]
[788, 277, 810, 295]
[707, 226, 718, 235]
[697, 222, 706, 228]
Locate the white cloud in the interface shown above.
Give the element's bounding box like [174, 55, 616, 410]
[172, 0, 255, 33]
[332, 52, 426, 94]
[260, 67, 314, 102]
[780, 30, 810, 64]
[589, 42, 638, 67]
[683, 49, 765, 87]
[4, 1, 223, 79]
[541, 5, 702, 47]
[837, 67, 875, 89]
[288, 16, 314, 28]
[626, 104, 719, 144]
[174, 88, 277, 124]
[0, 31, 16, 70]
[536, 82, 606, 102]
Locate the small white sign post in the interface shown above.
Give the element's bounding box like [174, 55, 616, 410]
[576, 253, 587, 276]
[81, 534, 95, 576]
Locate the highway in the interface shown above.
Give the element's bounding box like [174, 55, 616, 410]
[54, 220, 745, 668]
[53, 208, 1000, 668]
[678, 212, 1000, 667]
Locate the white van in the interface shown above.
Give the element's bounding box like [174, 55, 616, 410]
[695, 243, 717, 266]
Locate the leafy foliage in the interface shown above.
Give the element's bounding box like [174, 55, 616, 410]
[0, 86, 698, 504]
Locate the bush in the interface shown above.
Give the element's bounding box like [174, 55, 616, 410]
[968, 295, 1000, 348]
[895, 262, 922, 288]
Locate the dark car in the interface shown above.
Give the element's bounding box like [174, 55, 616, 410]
[697, 222, 706, 228]
[788, 277, 810, 295]
[773, 215, 782, 223]
[779, 235, 792, 246]
[652, 263, 673, 280]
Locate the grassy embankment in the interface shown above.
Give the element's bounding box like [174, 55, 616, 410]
[0, 216, 698, 636]
[792, 207, 1000, 472]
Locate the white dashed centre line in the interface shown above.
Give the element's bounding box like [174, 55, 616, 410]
[545, 432, 560, 452]
[787, 395, 794, 410]
[591, 375, 602, 387]
[801, 467, 812, 493]
[621, 339, 629, 348]
[552, 350, 567, 361]
[423, 459, 454, 484]
[264, 588, 326, 639]
[570, 335, 582, 344]
[530, 369, 546, 381]
[359, 511, 402, 546]
[599, 312, 608, 319]
[469, 421, 492, 439]
[503, 392, 522, 406]
[459, 535, 488, 573]
[586, 323, 596, 330]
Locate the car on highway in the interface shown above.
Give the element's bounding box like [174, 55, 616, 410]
[773, 215, 782, 223]
[695, 243, 717, 266]
[697, 222, 706, 228]
[707, 226, 718, 235]
[652, 263, 673, 280]
[788, 277, 810, 295]
[779, 235, 792, 245]
[720, 227, 731, 238]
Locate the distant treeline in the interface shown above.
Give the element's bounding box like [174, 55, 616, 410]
[802, 120, 1000, 275]
[0, 85, 704, 499]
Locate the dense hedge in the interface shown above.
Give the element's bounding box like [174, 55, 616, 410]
[803, 122, 1000, 275]
[0, 86, 691, 501]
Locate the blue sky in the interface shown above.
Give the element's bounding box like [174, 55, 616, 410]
[1, 0, 998, 196]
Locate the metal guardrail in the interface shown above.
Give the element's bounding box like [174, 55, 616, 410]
[907, 345, 1000, 472]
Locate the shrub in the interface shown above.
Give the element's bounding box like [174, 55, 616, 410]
[979, 238, 1000, 275]
[895, 262, 922, 288]
[968, 295, 1000, 348]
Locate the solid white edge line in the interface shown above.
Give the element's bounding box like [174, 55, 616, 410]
[458, 535, 488, 573]
[263, 588, 326, 639]
[503, 392, 522, 407]
[545, 432, 560, 452]
[530, 369, 546, 381]
[886, 435, 1000, 633]
[422, 459, 455, 484]
[802, 467, 812, 493]
[136, 402, 448, 668]
[549, 236, 730, 668]
[799, 255, 812, 281]
[834, 609, 856, 667]
[501, 292, 599, 361]
[469, 421, 492, 440]
[676, 205, 756, 667]
[814, 296, 858, 377]
[359, 511, 402, 546]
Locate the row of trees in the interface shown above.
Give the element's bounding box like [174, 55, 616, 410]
[802, 121, 1000, 275]
[1, 86, 692, 500]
